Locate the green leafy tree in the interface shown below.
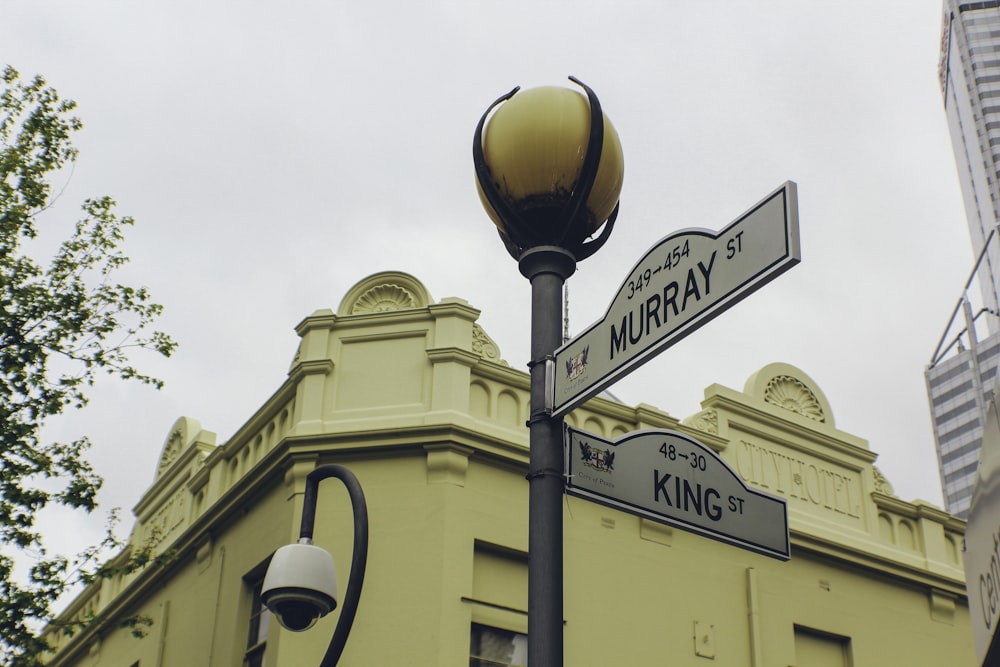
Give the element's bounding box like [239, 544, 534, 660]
[0, 66, 176, 665]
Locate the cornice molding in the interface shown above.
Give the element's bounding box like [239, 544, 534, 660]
[789, 528, 967, 597]
[426, 346, 481, 368]
[427, 298, 481, 322]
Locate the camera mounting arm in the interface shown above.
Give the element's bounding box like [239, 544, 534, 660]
[263, 464, 369, 667]
[304, 464, 369, 667]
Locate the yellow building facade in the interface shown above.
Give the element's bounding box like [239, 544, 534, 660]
[45, 271, 974, 666]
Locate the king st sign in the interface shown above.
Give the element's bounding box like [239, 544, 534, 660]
[566, 427, 790, 560]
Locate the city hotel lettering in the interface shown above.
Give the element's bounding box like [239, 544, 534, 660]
[735, 440, 860, 519]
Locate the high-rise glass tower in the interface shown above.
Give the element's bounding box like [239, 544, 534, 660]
[940, 1, 1000, 318]
[926, 296, 1000, 518]
[929, 0, 1000, 518]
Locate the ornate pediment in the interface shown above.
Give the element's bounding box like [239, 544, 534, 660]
[682, 408, 718, 435]
[158, 428, 184, 475]
[472, 324, 506, 365]
[351, 283, 417, 314]
[872, 465, 896, 496]
[337, 271, 432, 316]
[762, 375, 825, 423]
[744, 362, 834, 427]
[155, 417, 215, 481]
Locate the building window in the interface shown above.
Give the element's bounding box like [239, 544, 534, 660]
[793, 625, 852, 667]
[245, 576, 271, 667]
[470, 623, 527, 667]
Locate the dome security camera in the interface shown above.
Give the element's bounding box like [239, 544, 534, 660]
[262, 541, 338, 632]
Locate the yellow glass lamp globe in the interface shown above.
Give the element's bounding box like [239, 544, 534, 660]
[477, 85, 624, 244]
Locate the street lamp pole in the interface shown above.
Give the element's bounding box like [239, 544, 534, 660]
[521, 245, 576, 667]
[474, 77, 623, 667]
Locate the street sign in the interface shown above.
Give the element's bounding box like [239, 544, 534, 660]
[552, 181, 799, 417]
[566, 427, 790, 560]
[963, 395, 1000, 666]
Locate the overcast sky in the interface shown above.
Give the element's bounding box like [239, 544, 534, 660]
[4, 1, 971, 556]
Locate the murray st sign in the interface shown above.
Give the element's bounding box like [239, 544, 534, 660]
[566, 427, 790, 560]
[552, 181, 800, 417]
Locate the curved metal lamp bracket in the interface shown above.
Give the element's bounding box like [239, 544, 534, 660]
[555, 76, 604, 243]
[473, 85, 525, 241]
[473, 76, 618, 262]
[575, 201, 618, 261]
[298, 464, 369, 667]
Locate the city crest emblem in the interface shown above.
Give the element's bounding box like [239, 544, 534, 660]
[579, 441, 615, 473]
[565, 346, 589, 382]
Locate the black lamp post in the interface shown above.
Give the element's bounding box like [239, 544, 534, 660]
[473, 76, 624, 667]
[261, 464, 369, 667]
